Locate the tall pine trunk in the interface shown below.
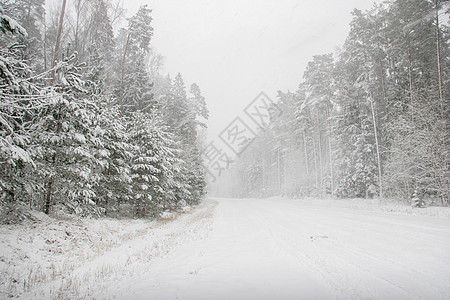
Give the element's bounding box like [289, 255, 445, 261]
[370, 97, 383, 198]
[326, 105, 334, 195]
[407, 43, 414, 103]
[434, 0, 448, 205]
[50, 0, 66, 86]
[435, 0, 444, 115]
[312, 135, 319, 195]
[45, 0, 67, 214]
[302, 130, 309, 177]
[316, 114, 323, 195]
[119, 32, 131, 116]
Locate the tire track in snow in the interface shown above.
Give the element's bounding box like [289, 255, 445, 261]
[262, 212, 405, 299]
[298, 208, 450, 299]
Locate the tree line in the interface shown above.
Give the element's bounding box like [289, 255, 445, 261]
[225, 0, 449, 205]
[0, 0, 208, 220]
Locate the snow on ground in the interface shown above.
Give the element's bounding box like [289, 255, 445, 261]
[0, 202, 215, 299]
[287, 197, 450, 218]
[1, 197, 450, 299]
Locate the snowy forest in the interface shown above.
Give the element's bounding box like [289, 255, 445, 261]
[0, 0, 450, 299]
[218, 0, 449, 206]
[0, 0, 209, 220]
[0, 0, 449, 223]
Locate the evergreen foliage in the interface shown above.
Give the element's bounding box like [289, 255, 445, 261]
[226, 0, 448, 205]
[0, 2, 208, 219]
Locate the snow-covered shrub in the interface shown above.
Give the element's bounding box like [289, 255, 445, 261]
[411, 190, 426, 208]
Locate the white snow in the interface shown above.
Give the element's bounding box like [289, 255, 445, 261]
[1, 197, 450, 299]
[0, 15, 28, 37]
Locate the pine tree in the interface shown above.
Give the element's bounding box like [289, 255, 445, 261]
[84, 0, 115, 92]
[189, 83, 209, 127]
[35, 53, 106, 216]
[411, 189, 426, 207]
[158, 73, 207, 204]
[129, 112, 187, 217]
[94, 103, 132, 215]
[117, 5, 153, 115]
[303, 54, 336, 195]
[1, 0, 45, 69]
[0, 6, 39, 208]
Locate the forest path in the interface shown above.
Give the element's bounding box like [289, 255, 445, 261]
[97, 197, 450, 300]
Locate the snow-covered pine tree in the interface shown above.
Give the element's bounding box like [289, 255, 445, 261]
[271, 91, 302, 196]
[188, 83, 209, 128]
[33, 53, 106, 216]
[294, 84, 316, 196]
[83, 0, 115, 93]
[0, 6, 45, 213]
[0, 0, 45, 71]
[383, 93, 447, 202]
[302, 54, 336, 195]
[117, 5, 154, 115]
[333, 71, 379, 199]
[122, 54, 155, 113]
[411, 189, 426, 208]
[332, 7, 385, 199]
[167, 73, 206, 204]
[91, 100, 133, 216]
[129, 112, 187, 217]
[381, 0, 449, 204]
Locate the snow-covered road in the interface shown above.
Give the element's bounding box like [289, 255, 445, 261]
[99, 197, 450, 300]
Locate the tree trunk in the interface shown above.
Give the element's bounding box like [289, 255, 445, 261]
[312, 136, 319, 194]
[120, 32, 132, 116]
[43, 10, 47, 70]
[434, 0, 448, 205]
[45, 0, 67, 214]
[435, 0, 445, 116]
[277, 147, 281, 194]
[378, 59, 389, 126]
[50, 0, 67, 86]
[363, 51, 384, 199]
[316, 114, 323, 195]
[407, 43, 414, 104]
[326, 105, 334, 195]
[74, 0, 82, 55]
[327, 129, 334, 195]
[44, 174, 54, 214]
[302, 130, 309, 177]
[370, 97, 383, 198]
